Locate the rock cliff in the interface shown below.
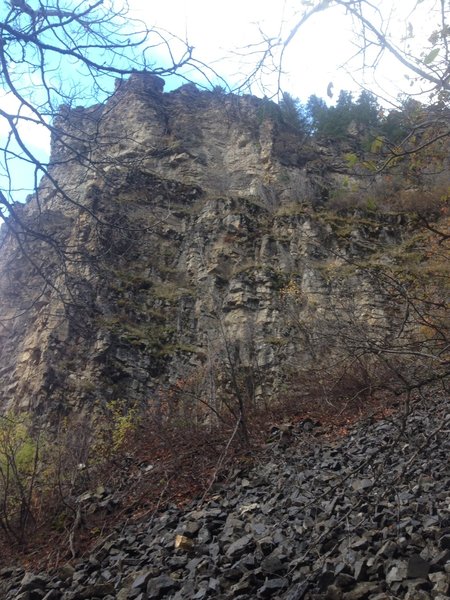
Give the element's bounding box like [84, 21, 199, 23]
[0, 73, 438, 420]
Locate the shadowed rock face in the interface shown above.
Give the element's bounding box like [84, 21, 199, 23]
[0, 74, 407, 419]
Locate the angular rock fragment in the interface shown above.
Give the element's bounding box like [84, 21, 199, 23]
[406, 555, 430, 579]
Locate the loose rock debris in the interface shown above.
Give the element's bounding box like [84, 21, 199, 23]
[1, 394, 449, 599]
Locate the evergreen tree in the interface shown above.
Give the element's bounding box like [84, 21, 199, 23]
[279, 93, 308, 132]
[306, 94, 328, 134]
[354, 91, 380, 128]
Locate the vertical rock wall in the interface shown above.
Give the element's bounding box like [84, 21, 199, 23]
[0, 73, 405, 419]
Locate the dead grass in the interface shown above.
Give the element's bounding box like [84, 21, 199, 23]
[0, 386, 397, 572]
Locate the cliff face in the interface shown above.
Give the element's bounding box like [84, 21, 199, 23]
[0, 74, 414, 418]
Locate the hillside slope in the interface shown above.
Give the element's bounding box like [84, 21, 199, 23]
[0, 391, 448, 599]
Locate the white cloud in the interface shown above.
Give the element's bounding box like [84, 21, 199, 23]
[0, 90, 51, 202]
[131, 0, 441, 104]
[0, 90, 51, 156]
[129, 0, 372, 99]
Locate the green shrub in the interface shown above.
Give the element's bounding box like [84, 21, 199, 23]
[0, 415, 41, 543]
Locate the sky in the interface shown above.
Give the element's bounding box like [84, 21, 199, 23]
[0, 0, 442, 202]
[138, 0, 357, 99]
[134, 0, 437, 103]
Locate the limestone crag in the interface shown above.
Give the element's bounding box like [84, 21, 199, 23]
[0, 74, 409, 417]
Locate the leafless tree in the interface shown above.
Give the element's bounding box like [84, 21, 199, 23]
[239, 0, 449, 95]
[239, 1, 450, 393]
[0, 0, 224, 317]
[0, 0, 221, 206]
